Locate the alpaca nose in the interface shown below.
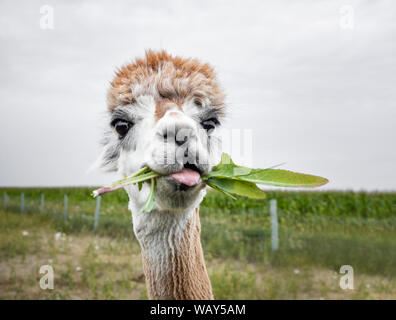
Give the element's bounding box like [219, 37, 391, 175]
[175, 134, 188, 146]
[159, 115, 196, 147]
[155, 113, 201, 168]
[161, 129, 190, 145]
[161, 127, 194, 146]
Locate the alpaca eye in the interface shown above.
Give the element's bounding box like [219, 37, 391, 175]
[194, 98, 202, 107]
[112, 119, 132, 138]
[201, 118, 219, 132]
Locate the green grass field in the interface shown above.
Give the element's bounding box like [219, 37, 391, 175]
[0, 187, 396, 299]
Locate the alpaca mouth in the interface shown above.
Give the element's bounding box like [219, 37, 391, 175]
[170, 163, 201, 188]
[184, 162, 202, 175]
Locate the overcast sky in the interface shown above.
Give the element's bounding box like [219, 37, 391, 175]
[0, 0, 395, 190]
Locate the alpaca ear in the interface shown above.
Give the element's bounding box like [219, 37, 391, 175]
[88, 146, 119, 173]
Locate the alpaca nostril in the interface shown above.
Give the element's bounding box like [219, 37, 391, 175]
[175, 135, 188, 146]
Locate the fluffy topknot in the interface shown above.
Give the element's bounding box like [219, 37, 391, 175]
[107, 50, 225, 117]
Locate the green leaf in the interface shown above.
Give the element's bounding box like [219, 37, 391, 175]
[205, 179, 237, 200]
[119, 171, 158, 186]
[218, 152, 234, 166]
[205, 177, 266, 199]
[109, 171, 159, 187]
[204, 153, 328, 189]
[140, 178, 156, 213]
[236, 168, 329, 188]
[92, 169, 159, 197]
[206, 153, 252, 179]
[108, 166, 150, 187]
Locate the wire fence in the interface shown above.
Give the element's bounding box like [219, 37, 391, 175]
[1, 191, 137, 238]
[3, 189, 396, 275]
[1, 191, 279, 251]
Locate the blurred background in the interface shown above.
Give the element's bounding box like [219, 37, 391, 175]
[0, 0, 395, 189]
[0, 0, 395, 300]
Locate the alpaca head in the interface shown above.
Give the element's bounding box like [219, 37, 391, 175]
[95, 50, 226, 212]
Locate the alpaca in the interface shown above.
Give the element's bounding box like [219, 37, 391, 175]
[95, 50, 226, 299]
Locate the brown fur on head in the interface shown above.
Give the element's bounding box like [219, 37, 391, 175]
[107, 50, 225, 118]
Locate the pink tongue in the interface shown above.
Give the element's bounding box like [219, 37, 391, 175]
[171, 168, 200, 187]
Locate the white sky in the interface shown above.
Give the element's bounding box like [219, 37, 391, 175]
[0, 0, 395, 190]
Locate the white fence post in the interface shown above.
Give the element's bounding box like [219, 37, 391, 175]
[270, 199, 279, 251]
[94, 196, 101, 232]
[20, 193, 25, 214]
[40, 194, 45, 212]
[3, 192, 7, 209]
[64, 194, 68, 221]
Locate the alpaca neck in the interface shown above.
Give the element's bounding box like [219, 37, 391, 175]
[133, 206, 213, 300]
